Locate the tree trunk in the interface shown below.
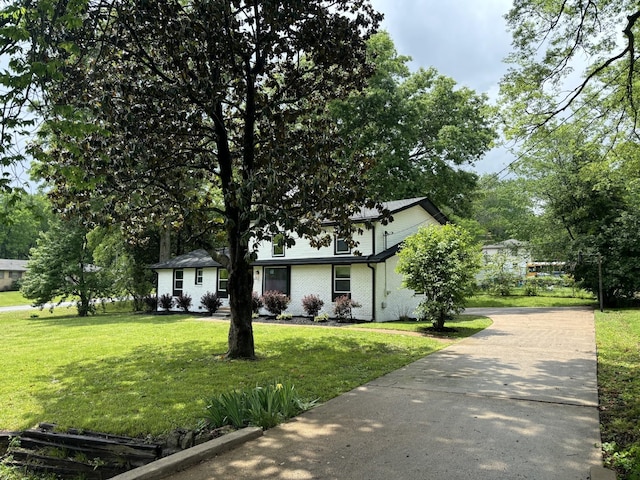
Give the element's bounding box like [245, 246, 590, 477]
[226, 253, 255, 359]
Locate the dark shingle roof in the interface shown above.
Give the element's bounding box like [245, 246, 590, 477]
[149, 249, 222, 270]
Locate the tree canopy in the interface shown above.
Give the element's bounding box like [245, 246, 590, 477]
[332, 32, 496, 216]
[501, 0, 640, 140]
[0, 0, 385, 358]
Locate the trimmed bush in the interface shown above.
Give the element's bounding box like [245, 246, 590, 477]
[333, 295, 361, 322]
[301, 294, 324, 317]
[158, 293, 174, 311]
[201, 292, 222, 315]
[261, 290, 290, 316]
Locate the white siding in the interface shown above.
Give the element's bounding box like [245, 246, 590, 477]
[254, 226, 375, 262]
[374, 207, 440, 254]
[156, 267, 229, 312]
[374, 255, 422, 322]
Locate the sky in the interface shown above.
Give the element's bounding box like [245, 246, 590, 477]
[369, 0, 515, 174]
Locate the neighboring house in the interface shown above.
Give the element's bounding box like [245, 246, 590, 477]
[0, 259, 28, 291]
[480, 239, 531, 279]
[151, 197, 448, 322]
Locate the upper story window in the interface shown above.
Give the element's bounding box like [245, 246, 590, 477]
[195, 268, 203, 285]
[173, 269, 184, 296]
[272, 233, 285, 257]
[335, 237, 350, 255]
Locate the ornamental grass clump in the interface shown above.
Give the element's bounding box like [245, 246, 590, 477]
[176, 293, 192, 312]
[204, 381, 317, 430]
[158, 294, 174, 311]
[200, 292, 222, 315]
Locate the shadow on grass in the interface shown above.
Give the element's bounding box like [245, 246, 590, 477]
[22, 311, 195, 326]
[22, 333, 439, 437]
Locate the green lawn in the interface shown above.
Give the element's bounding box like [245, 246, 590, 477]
[596, 309, 640, 479]
[467, 293, 597, 308]
[0, 290, 32, 307]
[0, 309, 491, 439]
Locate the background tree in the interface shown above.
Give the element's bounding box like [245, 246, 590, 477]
[515, 119, 640, 306]
[396, 224, 481, 330]
[331, 32, 496, 216]
[21, 218, 112, 316]
[90, 228, 157, 311]
[0, 192, 52, 259]
[2, 0, 384, 359]
[501, 0, 640, 139]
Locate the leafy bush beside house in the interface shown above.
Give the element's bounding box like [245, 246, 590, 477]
[333, 295, 361, 322]
[261, 291, 290, 316]
[302, 294, 324, 317]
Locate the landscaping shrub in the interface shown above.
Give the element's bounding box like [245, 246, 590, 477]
[204, 381, 317, 430]
[158, 293, 174, 311]
[301, 294, 324, 317]
[252, 291, 263, 314]
[333, 295, 361, 322]
[200, 292, 222, 315]
[143, 295, 158, 312]
[176, 293, 192, 312]
[261, 290, 290, 316]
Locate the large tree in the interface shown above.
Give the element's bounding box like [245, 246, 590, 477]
[501, 0, 640, 139]
[1, 0, 384, 358]
[0, 192, 52, 259]
[331, 32, 496, 216]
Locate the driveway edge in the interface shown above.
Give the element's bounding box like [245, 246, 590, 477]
[109, 427, 263, 480]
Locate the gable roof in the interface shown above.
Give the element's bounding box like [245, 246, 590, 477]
[349, 197, 449, 225]
[149, 249, 222, 270]
[0, 259, 28, 271]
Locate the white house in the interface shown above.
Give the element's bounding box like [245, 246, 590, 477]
[480, 238, 531, 279]
[151, 197, 448, 322]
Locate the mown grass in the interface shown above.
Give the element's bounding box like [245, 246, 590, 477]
[0, 290, 31, 307]
[596, 309, 640, 479]
[0, 308, 490, 439]
[467, 293, 597, 308]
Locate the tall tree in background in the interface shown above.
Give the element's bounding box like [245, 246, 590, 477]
[0, 192, 52, 259]
[21, 218, 112, 316]
[1, 0, 384, 359]
[501, 0, 640, 139]
[331, 32, 496, 216]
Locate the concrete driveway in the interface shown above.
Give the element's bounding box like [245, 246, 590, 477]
[163, 307, 603, 480]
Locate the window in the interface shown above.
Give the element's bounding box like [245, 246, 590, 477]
[272, 233, 285, 257]
[9, 271, 21, 279]
[335, 237, 350, 255]
[264, 267, 290, 295]
[195, 268, 203, 285]
[333, 265, 351, 300]
[173, 269, 184, 296]
[0, 271, 4, 279]
[218, 269, 229, 298]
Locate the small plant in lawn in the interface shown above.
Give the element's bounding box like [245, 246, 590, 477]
[333, 295, 361, 322]
[158, 294, 174, 311]
[261, 291, 290, 316]
[314, 313, 330, 322]
[251, 291, 263, 314]
[200, 292, 222, 315]
[301, 294, 324, 317]
[176, 293, 192, 312]
[204, 381, 317, 430]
